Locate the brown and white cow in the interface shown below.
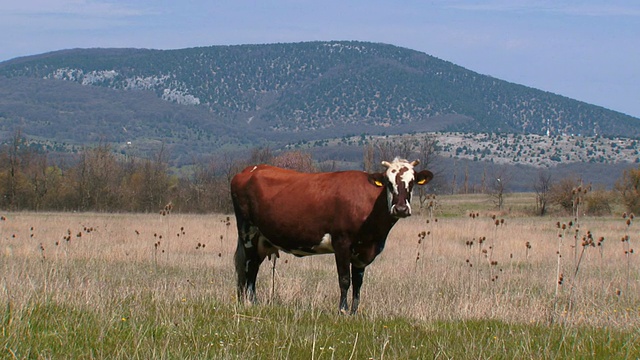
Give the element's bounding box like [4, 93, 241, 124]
[230, 158, 433, 314]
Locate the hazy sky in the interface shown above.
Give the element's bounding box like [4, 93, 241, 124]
[1, 0, 639, 118]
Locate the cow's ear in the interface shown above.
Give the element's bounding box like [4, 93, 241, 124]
[416, 170, 434, 185]
[369, 173, 386, 187]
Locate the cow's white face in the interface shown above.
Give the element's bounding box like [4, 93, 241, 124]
[378, 158, 433, 218]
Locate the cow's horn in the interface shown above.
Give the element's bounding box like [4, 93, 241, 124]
[411, 159, 420, 166]
[381, 161, 391, 168]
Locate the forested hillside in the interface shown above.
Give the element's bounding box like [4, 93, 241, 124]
[1, 41, 638, 151]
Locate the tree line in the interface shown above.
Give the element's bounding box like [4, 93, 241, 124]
[0, 133, 323, 214]
[3, 131, 640, 216]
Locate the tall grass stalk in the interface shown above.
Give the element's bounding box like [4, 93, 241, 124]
[622, 213, 634, 297]
[552, 223, 565, 324]
[567, 232, 595, 312]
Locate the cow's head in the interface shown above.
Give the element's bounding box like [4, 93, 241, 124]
[370, 158, 434, 218]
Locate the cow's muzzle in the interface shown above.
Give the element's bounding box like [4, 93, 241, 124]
[391, 203, 411, 218]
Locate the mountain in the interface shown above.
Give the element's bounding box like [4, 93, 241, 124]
[0, 41, 639, 165]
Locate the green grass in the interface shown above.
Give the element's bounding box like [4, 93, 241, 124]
[3, 298, 639, 359]
[435, 193, 541, 218]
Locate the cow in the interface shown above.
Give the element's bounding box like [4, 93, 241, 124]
[230, 157, 433, 314]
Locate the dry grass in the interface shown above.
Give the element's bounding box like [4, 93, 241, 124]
[372, 214, 639, 327]
[1, 209, 638, 331]
[1, 212, 236, 308]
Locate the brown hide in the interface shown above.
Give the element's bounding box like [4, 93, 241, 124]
[232, 164, 392, 263]
[231, 161, 433, 313]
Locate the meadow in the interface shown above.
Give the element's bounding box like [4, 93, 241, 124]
[1, 194, 639, 358]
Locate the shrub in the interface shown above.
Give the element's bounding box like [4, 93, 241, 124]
[616, 167, 640, 214]
[548, 177, 580, 213]
[583, 189, 613, 216]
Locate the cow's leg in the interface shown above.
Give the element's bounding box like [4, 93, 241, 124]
[233, 208, 264, 304]
[334, 244, 352, 314]
[234, 218, 251, 302]
[350, 265, 365, 314]
[234, 240, 247, 301]
[236, 243, 264, 304]
[244, 243, 264, 303]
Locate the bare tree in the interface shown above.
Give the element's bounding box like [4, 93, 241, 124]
[392, 139, 414, 161]
[363, 144, 375, 172]
[248, 146, 274, 165]
[416, 134, 439, 170]
[616, 167, 640, 214]
[492, 178, 506, 210]
[415, 134, 441, 207]
[85, 142, 122, 210]
[549, 176, 585, 215]
[480, 166, 488, 194]
[376, 140, 397, 164]
[136, 144, 171, 211]
[463, 163, 470, 194]
[273, 151, 317, 172]
[533, 170, 552, 216]
[204, 151, 244, 214]
[220, 151, 243, 184]
[449, 160, 458, 195]
[3, 130, 25, 209]
[24, 151, 52, 211]
[363, 137, 417, 172]
[488, 166, 511, 210]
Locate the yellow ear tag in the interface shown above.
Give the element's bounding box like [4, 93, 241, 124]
[417, 179, 427, 185]
[374, 180, 384, 187]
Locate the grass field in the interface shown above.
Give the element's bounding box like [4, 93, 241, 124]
[1, 197, 640, 358]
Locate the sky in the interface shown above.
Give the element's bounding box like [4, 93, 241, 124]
[1, 0, 639, 118]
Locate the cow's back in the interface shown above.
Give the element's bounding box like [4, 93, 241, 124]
[231, 165, 384, 246]
[231, 165, 299, 215]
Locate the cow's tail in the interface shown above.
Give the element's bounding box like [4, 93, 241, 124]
[232, 198, 247, 301]
[234, 234, 247, 293]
